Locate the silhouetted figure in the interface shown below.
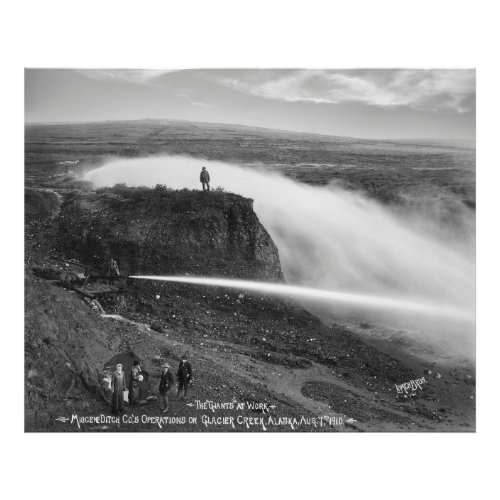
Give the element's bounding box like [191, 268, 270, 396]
[111, 364, 126, 414]
[109, 258, 120, 276]
[177, 354, 193, 400]
[138, 374, 149, 401]
[200, 167, 210, 192]
[128, 360, 141, 405]
[159, 363, 175, 412]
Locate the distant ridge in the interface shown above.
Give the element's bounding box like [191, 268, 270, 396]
[24, 118, 475, 150]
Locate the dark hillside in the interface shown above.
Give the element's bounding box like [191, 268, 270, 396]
[58, 185, 282, 281]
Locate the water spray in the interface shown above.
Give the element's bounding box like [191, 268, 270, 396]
[129, 275, 474, 322]
[85, 155, 475, 355]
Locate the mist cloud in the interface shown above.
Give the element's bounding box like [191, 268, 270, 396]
[83, 155, 475, 357]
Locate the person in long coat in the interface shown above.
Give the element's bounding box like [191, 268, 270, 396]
[111, 364, 127, 414]
[200, 167, 210, 192]
[128, 360, 141, 405]
[177, 354, 193, 400]
[159, 363, 175, 412]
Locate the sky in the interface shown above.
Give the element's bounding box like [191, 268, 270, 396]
[25, 68, 475, 140]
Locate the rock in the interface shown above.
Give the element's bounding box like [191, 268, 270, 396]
[58, 188, 283, 281]
[434, 373, 442, 379]
[150, 322, 164, 333]
[25, 277, 122, 430]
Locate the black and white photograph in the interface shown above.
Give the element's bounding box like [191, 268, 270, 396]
[7, 0, 500, 498]
[24, 68, 476, 433]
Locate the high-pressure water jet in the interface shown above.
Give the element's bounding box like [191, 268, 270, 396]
[129, 275, 475, 323]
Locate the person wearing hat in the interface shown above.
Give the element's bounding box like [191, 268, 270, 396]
[159, 363, 175, 412]
[177, 354, 193, 400]
[111, 363, 126, 415]
[200, 166, 210, 192]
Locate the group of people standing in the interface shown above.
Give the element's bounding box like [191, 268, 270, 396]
[111, 354, 193, 415]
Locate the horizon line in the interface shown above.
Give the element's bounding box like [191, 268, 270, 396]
[24, 117, 476, 146]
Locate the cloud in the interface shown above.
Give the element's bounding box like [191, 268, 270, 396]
[74, 68, 475, 113]
[75, 69, 182, 85]
[176, 92, 214, 108]
[216, 69, 475, 113]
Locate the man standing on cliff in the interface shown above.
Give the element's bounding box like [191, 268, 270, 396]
[200, 166, 210, 192]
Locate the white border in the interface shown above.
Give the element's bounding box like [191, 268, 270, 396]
[4, 0, 498, 498]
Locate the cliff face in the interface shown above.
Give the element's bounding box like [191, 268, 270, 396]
[58, 186, 283, 281]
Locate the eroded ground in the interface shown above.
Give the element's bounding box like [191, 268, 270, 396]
[24, 121, 475, 432]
